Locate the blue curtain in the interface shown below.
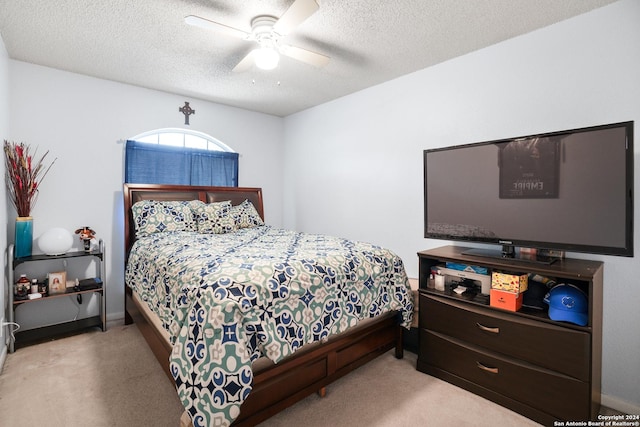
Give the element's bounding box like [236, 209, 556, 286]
[125, 140, 239, 186]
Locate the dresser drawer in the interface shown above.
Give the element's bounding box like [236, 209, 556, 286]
[420, 294, 590, 381]
[420, 329, 590, 421]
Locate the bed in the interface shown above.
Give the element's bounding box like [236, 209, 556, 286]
[123, 183, 414, 426]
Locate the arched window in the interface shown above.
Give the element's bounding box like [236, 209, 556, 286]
[131, 128, 235, 152]
[125, 128, 239, 187]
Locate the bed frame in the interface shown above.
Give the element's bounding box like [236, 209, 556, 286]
[123, 183, 404, 426]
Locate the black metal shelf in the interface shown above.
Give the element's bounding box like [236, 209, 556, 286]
[13, 249, 103, 268]
[13, 316, 103, 350]
[13, 282, 103, 306]
[7, 239, 107, 353]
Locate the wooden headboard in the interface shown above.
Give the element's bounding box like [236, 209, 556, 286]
[123, 183, 264, 255]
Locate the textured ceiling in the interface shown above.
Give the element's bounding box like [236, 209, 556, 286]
[0, 0, 617, 117]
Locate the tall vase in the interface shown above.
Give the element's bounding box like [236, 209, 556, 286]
[15, 216, 33, 258]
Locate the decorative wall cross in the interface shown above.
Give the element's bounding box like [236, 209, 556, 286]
[179, 101, 195, 125]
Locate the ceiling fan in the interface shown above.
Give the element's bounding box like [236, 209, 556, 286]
[185, 0, 330, 72]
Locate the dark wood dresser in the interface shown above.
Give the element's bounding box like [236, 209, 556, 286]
[417, 246, 603, 425]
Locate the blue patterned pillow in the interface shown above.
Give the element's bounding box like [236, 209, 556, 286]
[192, 201, 237, 234]
[232, 199, 264, 229]
[131, 200, 196, 238]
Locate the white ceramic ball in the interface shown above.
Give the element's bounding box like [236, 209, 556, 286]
[38, 228, 74, 255]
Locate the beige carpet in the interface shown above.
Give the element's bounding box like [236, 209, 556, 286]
[0, 323, 541, 427]
[0, 323, 184, 427]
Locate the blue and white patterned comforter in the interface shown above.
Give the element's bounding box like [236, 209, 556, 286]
[125, 226, 413, 426]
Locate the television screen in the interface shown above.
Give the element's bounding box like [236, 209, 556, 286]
[424, 121, 634, 258]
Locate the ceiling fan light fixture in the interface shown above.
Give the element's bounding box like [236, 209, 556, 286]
[254, 46, 280, 70]
[186, 1, 329, 73]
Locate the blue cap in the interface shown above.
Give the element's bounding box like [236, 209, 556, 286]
[543, 284, 588, 326]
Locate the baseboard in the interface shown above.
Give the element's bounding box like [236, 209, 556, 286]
[601, 393, 640, 415]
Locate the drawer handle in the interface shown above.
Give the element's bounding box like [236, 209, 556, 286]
[476, 361, 499, 374]
[476, 322, 500, 334]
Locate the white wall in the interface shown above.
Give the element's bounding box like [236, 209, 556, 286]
[0, 34, 10, 368]
[284, 0, 640, 414]
[7, 62, 285, 325]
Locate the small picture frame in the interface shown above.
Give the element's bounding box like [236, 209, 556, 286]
[48, 271, 67, 295]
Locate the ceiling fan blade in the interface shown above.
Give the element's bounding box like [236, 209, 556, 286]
[185, 15, 250, 40]
[273, 0, 319, 35]
[232, 50, 257, 73]
[280, 44, 329, 67]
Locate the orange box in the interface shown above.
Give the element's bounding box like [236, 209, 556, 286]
[490, 289, 523, 312]
[491, 272, 528, 293]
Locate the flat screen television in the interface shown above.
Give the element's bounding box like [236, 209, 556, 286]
[424, 121, 634, 262]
